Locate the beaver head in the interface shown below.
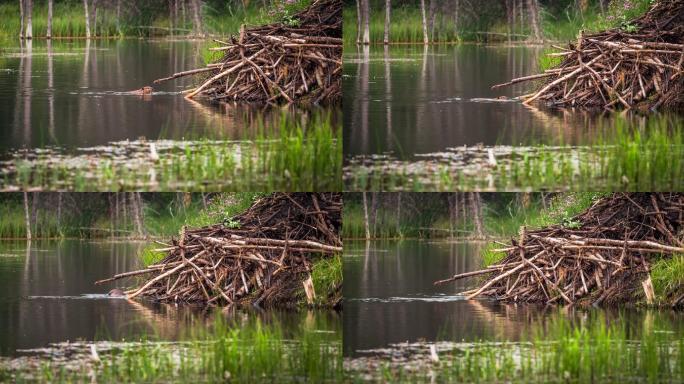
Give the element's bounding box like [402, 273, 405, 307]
[142, 86, 154, 95]
[108, 288, 126, 297]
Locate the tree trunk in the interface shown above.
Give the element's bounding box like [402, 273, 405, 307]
[428, 0, 436, 40]
[19, 0, 25, 39]
[355, 0, 362, 44]
[131, 192, 144, 237]
[453, 0, 459, 36]
[47, 0, 53, 39]
[57, 193, 62, 230]
[526, 0, 542, 42]
[470, 192, 484, 239]
[84, 0, 91, 39]
[25, 0, 32, 39]
[361, 0, 370, 45]
[420, 0, 428, 44]
[23, 192, 32, 240]
[370, 192, 378, 237]
[116, 0, 121, 35]
[362, 192, 370, 239]
[383, 0, 390, 45]
[396, 193, 401, 235]
[191, 0, 203, 37]
[449, 193, 458, 237]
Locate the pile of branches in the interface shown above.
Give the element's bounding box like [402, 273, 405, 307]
[494, 0, 684, 110]
[436, 193, 684, 307]
[97, 193, 342, 307]
[154, 0, 342, 104]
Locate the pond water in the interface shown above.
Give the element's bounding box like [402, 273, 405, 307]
[343, 45, 615, 159]
[0, 239, 341, 357]
[343, 239, 684, 357]
[0, 39, 335, 151]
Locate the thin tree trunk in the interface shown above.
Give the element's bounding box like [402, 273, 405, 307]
[383, 0, 390, 45]
[454, 0, 459, 37]
[362, 0, 370, 45]
[57, 192, 62, 230]
[355, 0, 362, 44]
[25, 0, 32, 39]
[420, 0, 428, 44]
[428, 0, 436, 40]
[116, 0, 121, 35]
[470, 193, 484, 239]
[47, 0, 53, 39]
[20, 0, 25, 39]
[84, 0, 91, 39]
[396, 193, 401, 235]
[31, 192, 38, 237]
[131, 192, 144, 237]
[362, 192, 370, 240]
[191, 0, 202, 37]
[23, 192, 32, 240]
[526, 0, 542, 42]
[370, 193, 378, 237]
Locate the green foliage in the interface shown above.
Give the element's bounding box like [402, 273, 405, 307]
[651, 254, 684, 304]
[184, 193, 263, 229]
[310, 254, 342, 306]
[140, 244, 166, 267]
[355, 311, 684, 383]
[16, 314, 341, 383]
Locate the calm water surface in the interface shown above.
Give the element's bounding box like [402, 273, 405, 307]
[343, 240, 684, 356]
[0, 39, 334, 152]
[0, 239, 340, 356]
[343, 45, 617, 159]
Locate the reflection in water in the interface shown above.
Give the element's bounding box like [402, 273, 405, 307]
[342, 45, 650, 159]
[343, 240, 684, 357]
[0, 240, 340, 356]
[0, 39, 337, 151]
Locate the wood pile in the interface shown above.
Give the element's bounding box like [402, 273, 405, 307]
[494, 0, 684, 110]
[436, 193, 684, 307]
[154, 0, 342, 104]
[97, 193, 342, 307]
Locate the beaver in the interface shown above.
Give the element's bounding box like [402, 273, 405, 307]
[108, 288, 126, 297]
[130, 86, 154, 96]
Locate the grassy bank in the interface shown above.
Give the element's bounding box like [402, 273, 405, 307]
[3, 111, 341, 191]
[0, 192, 261, 239]
[347, 311, 684, 383]
[345, 114, 684, 192]
[342, 193, 602, 240]
[0, 1, 312, 40]
[343, 0, 653, 45]
[1, 314, 342, 383]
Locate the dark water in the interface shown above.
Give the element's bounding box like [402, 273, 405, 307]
[343, 240, 684, 357]
[0, 240, 340, 356]
[0, 39, 330, 152]
[343, 45, 616, 159]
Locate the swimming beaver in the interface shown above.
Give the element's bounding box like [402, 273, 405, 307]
[130, 86, 154, 96]
[108, 288, 126, 297]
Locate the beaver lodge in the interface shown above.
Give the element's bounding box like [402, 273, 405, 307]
[494, 0, 684, 111]
[154, 0, 341, 104]
[96, 193, 342, 307]
[435, 193, 684, 307]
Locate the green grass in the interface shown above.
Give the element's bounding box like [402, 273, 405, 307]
[350, 311, 684, 383]
[0, 0, 313, 40]
[3, 111, 341, 192]
[344, 0, 655, 46]
[347, 115, 684, 192]
[2, 314, 341, 383]
[310, 254, 342, 306]
[651, 254, 684, 305]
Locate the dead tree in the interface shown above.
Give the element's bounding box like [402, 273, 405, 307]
[47, 0, 53, 39]
[420, 0, 428, 44]
[23, 192, 32, 240]
[526, 0, 542, 42]
[363, 192, 370, 239]
[361, 0, 370, 44]
[383, 0, 391, 44]
[25, 0, 32, 39]
[19, 0, 24, 39]
[83, 0, 91, 38]
[190, 0, 203, 37]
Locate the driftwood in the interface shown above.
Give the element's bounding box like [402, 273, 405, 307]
[97, 193, 342, 307]
[436, 193, 684, 307]
[154, 0, 342, 104]
[494, 0, 684, 110]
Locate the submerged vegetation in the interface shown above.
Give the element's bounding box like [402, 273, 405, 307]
[346, 311, 684, 383]
[345, 115, 684, 192]
[1, 112, 341, 192]
[1, 313, 342, 383]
